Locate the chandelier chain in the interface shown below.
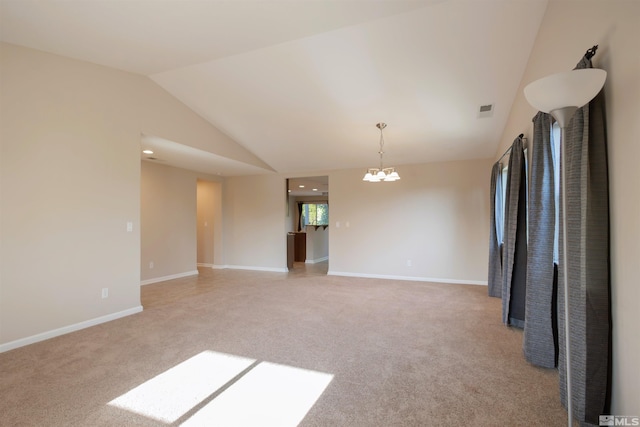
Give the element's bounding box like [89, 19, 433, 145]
[362, 122, 400, 183]
[379, 126, 385, 169]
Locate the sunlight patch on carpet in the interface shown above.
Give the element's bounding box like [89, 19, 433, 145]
[180, 361, 334, 427]
[108, 351, 255, 423]
[108, 350, 333, 426]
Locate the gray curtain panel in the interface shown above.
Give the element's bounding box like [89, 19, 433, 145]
[523, 112, 558, 368]
[488, 162, 503, 298]
[501, 136, 527, 327]
[558, 56, 611, 426]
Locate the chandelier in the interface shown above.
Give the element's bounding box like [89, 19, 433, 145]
[362, 123, 400, 182]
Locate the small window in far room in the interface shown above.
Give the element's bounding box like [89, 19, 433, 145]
[301, 203, 329, 227]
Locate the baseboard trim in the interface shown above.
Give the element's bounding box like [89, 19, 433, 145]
[327, 270, 487, 286]
[305, 256, 328, 264]
[218, 265, 288, 273]
[197, 263, 213, 268]
[140, 270, 199, 286]
[0, 306, 143, 353]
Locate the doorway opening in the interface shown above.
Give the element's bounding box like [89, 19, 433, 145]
[197, 179, 222, 269]
[286, 176, 329, 274]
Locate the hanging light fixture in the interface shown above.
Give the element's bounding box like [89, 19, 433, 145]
[362, 123, 400, 182]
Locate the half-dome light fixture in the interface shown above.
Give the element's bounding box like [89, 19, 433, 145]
[362, 123, 400, 182]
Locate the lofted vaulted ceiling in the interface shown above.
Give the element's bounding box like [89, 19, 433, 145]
[0, 0, 548, 176]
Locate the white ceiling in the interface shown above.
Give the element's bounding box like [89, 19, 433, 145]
[0, 0, 548, 177]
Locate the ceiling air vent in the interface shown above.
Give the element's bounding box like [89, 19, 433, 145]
[478, 104, 494, 118]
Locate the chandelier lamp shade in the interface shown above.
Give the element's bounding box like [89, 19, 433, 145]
[362, 123, 401, 182]
[523, 67, 606, 427]
[524, 69, 607, 127]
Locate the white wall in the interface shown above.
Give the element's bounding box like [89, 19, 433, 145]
[496, 0, 640, 413]
[0, 43, 244, 349]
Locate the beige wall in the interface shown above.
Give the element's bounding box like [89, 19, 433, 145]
[141, 165, 223, 280]
[141, 161, 197, 282]
[496, 0, 640, 413]
[222, 174, 288, 271]
[329, 159, 492, 283]
[229, 160, 490, 282]
[0, 43, 243, 348]
[306, 226, 329, 263]
[196, 180, 220, 266]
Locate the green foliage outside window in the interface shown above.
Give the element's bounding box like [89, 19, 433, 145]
[301, 203, 329, 226]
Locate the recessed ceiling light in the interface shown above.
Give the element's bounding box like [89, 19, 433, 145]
[142, 149, 154, 154]
[312, 188, 318, 191]
[299, 185, 305, 188]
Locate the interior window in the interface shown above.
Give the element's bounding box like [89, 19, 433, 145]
[301, 203, 329, 227]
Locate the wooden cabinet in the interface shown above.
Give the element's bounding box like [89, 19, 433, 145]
[287, 233, 295, 269]
[287, 232, 307, 268]
[294, 232, 306, 262]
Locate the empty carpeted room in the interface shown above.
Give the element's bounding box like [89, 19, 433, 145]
[0, 1, 638, 426]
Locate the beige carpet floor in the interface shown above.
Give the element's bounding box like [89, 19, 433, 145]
[0, 264, 567, 426]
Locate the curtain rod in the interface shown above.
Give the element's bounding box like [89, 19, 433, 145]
[496, 45, 595, 166]
[495, 45, 594, 166]
[585, 45, 598, 60]
[497, 134, 527, 164]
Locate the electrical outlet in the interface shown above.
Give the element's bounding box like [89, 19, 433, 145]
[149, 261, 154, 269]
[101, 288, 109, 299]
